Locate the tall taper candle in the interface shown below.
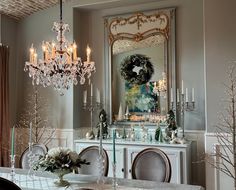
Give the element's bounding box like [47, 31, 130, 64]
[11, 126, 15, 156]
[83, 90, 87, 104]
[99, 123, 102, 156]
[192, 88, 195, 102]
[96, 88, 100, 103]
[177, 89, 180, 103]
[185, 88, 189, 102]
[91, 83, 93, 96]
[170, 88, 173, 102]
[181, 80, 184, 94]
[29, 122, 32, 145]
[113, 129, 116, 164]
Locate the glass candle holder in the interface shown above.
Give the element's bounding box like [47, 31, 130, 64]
[10, 154, 16, 182]
[112, 162, 118, 189]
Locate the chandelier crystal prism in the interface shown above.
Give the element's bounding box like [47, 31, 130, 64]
[24, 0, 95, 94]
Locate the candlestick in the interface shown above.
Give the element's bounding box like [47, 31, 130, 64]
[177, 89, 180, 103]
[83, 90, 87, 104]
[170, 88, 173, 102]
[10, 154, 15, 182]
[91, 83, 93, 96]
[185, 88, 188, 102]
[192, 88, 195, 102]
[11, 126, 15, 157]
[113, 129, 116, 164]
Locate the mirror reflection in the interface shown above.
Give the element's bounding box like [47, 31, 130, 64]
[112, 36, 168, 122]
[104, 9, 176, 124]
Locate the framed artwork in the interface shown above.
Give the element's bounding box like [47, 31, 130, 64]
[125, 81, 159, 113]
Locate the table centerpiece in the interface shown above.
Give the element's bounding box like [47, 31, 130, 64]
[33, 147, 89, 187]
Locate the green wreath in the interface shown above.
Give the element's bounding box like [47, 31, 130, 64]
[120, 54, 154, 85]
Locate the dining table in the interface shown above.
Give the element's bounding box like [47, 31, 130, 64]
[0, 167, 204, 190]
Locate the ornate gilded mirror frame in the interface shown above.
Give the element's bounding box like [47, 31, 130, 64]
[104, 8, 176, 124]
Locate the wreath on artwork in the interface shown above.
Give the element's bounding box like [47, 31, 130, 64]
[120, 54, 154, 85]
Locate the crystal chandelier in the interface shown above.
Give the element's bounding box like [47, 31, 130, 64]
[153, 72, 167, 95]
[24, 0, 95, 94]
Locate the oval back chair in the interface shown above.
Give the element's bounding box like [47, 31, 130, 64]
[0, 177, 21, 190]
[19, 144, 48, 169]
[131, 148, 171, 182]
[78, 146, 109, 176]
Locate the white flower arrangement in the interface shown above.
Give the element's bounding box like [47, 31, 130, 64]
[33, 147, 89, 174]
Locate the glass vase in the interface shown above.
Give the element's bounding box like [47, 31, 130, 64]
[53, 170, 71, 187]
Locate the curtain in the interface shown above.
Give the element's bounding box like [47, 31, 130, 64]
[0, 45, 10, 166]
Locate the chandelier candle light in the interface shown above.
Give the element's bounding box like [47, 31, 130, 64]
[25, 0, 95, 94]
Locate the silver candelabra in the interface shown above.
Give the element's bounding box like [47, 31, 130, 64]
[172, 93, 195, 142]
[83, 96, 101, 139]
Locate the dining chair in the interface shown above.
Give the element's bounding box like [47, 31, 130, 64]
[19, 143, 48, 169]
[0, 177, 21, 190]
[78, 146, 109, 176]
[131, 148, 171, 182]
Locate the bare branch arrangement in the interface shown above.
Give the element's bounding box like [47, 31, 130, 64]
[17, 88, 55, 147]
[205, 64, 236, 189]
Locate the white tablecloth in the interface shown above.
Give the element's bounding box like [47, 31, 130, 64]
[0, 167, 204, 190]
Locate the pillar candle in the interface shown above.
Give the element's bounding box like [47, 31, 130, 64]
[11, 126, 15, 156]
[113, 129, 116, 164]
[185, 88, 189, 102]
[177, 89, 180, 103]
[192, 88, 195, 102]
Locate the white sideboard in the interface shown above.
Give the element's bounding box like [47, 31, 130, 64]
[74, 139, 191, 184]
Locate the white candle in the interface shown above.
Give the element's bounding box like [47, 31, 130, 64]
[185, 88, 189, 102]
[90, 83, 93, 96]
[29, 44, 34, 62]
[83, 90, 87, 104]
[99, 123, 102, 156]
[181, 80, 184, 94]
[192, 88, 195, 102]
[86, 45, 91, 63]
[170, 88, 173, 102]
[96, 88, 100, 103]
[29, 122, 32, 145]
[177, 89, 180, 103]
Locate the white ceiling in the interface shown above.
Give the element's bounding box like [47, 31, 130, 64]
[0, 0, 62, 20]
[0, 0, 164, 20]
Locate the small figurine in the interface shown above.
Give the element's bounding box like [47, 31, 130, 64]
[166, 110, 177, 131]
[96, 109, 108, 139]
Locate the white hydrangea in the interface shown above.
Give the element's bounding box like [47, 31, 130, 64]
[47, 147, 70, 158]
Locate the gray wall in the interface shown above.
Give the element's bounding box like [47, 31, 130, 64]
[3, 0, 204, 131]
[204, 0, 236, 132]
